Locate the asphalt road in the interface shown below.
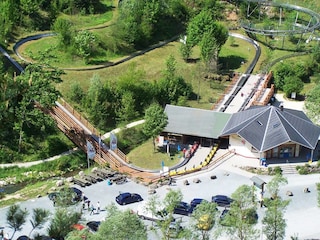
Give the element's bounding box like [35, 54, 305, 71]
[1, 159, 320, 240]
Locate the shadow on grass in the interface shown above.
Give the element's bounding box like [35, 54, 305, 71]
[219, 55, 246, 70]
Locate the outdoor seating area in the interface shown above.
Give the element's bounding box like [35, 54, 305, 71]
[72, 168, 128, 187]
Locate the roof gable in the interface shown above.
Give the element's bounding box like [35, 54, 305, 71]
[220, 105, 320, 151]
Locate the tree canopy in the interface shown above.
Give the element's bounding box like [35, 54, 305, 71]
[92, 204, 147, 240]
[142, 103, 168, 151]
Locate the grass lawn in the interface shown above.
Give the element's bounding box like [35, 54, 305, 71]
[127, 139, 182, 170]
[0, 180, 57, 208]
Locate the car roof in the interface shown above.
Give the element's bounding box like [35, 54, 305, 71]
[191, 198, 205, 203]
[213, 195, 229, 199]
[119, 192, 131, 198]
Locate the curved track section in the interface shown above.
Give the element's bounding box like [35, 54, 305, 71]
[240, 1, 320, 36]
[0, 46, 24, 73]
[13, 33, 56, 62]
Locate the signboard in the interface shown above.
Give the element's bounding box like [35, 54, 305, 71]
[86, 140, 96, 160]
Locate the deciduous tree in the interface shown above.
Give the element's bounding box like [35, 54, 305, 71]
[142, 103, 168, 152]
[191, 201, 218, 240]
[92, 204, 147, 240]
[262, 174, 290, 240]
[283, 76, 304, 98]
[222, 185, 259, 240]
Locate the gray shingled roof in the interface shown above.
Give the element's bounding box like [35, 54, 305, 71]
[164, 105, 232, 139]
[220, 105, 320, 151]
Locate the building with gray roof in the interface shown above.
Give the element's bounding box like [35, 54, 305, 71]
[163, 105, 231, 146]
[163, 104, 320, 160]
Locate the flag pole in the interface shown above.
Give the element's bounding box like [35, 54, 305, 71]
[87, 151, 90, 169]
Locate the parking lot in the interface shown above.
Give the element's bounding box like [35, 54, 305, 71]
[1, 155, 320, 239]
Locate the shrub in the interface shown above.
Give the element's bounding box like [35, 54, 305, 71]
[298, 165, 309, 175]
[274, 166, 282, 175]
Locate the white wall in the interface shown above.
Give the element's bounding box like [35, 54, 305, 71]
[229, 134, 260, 158]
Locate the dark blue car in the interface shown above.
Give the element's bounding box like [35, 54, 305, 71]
[174, 201, 193, 216]
[212, 195, 233, 207]
[190, 198, 208, 211]
[116, 192, 143, 205]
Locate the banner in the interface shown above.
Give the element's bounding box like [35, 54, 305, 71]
[110, 132, 117, 150]
[86, 140, 96, 159]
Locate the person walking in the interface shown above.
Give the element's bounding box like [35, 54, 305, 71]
[87, 200, 91, 211]
[90, 203, 95, 215]
[96, 201, 100, 213]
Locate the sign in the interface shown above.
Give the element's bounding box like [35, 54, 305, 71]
[110, 132, 117, 150]
[86, 140, 96, 160]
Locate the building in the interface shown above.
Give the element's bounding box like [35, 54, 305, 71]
[163, 104, 320, 161]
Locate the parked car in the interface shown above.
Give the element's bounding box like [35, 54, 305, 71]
[48, 192, 59, 201]
[190, 198, 208, 211]
[135, 202, 168, 221]
[219, 208, 230, 226]
[115, 192, 143, 205]
[212, 195, 233, 207]
[86, 221, 101, 232]
[174, 201, 193, 216]
[16, 236, 31, 240]
[167, 221, 183, 238]
[70, 187, 85, 202]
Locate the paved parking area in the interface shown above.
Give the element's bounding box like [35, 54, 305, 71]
[1, 156, 320, 239]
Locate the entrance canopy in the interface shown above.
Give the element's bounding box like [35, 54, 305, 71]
[250, 176, 266, 190]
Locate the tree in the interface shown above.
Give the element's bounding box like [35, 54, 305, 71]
[283, 76, 304, 98]
[115, 63, 154, 117]
[155, 55, 192, 106]
[6, 204, 29, 240]
[0, 0, 15, 44]
[14, 63, 62, 152]
[200, 30, 218, 72]
[29, 208, 50, 238]
[305, 84, 320, 125]
[92, 204, 147, 240]
[47, 208, 81, 240]
[142, 103, 168, 152]
[185, 10, 228, 71]
[53, 17, 74, 47]
[147, 189, 185, 240]
[116, 91, 139, 123]
[262, 198, 290, 240]
[69, 82, 84, 103]
[273, 63, 293, 91]
[84, 74, 116, 129]
[73, 30, 96, 63]
[179, 41, 192, 62]
[222, 185, 259, 240]
[262, 174, 290, 240]
[266, 174, 288, 200]
[191, 201, 218, 240]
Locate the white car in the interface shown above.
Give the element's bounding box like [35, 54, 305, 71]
[135, 202, 168, 222]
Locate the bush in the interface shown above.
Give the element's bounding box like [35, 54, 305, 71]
[298, 165, 309, 175]
[274, 166, 282, 175]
